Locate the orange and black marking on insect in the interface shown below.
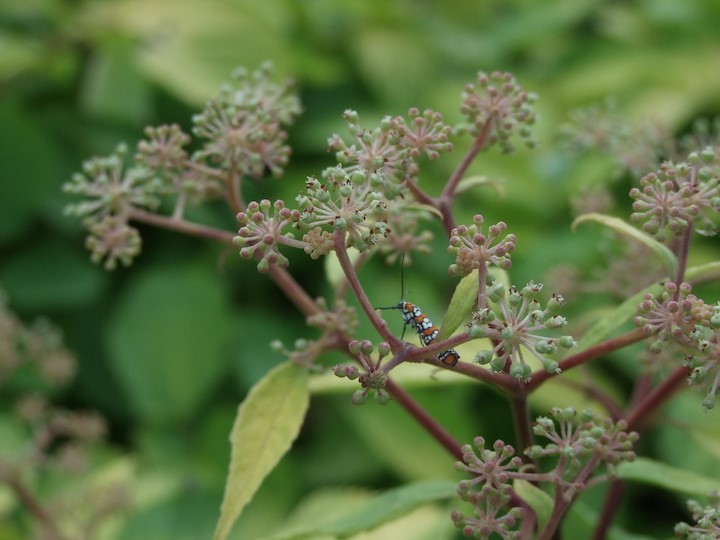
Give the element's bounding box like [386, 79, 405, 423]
[376, 256, 459, 367]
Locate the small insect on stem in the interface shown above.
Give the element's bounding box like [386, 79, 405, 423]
[376, 255, 460, 367]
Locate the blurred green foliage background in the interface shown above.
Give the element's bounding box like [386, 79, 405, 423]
[2, 0, 720, 538]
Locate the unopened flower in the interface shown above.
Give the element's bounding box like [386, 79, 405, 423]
[234, 199, 302, 272]
[192, 63, 300, 178]
[470, 282, 574, 381]
[64, 144, 161, 223]
[328, 108, 453, 183]
[85, 216, 142, 270]
[460, 71, 537, 152]
[448, 215, 516, 276]
[630, 149, 720, 240]
[634, 282, 709, 353]
[453, 436, 523, 539]
[297, 167, 391, 251]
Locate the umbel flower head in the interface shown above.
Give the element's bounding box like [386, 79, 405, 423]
[452, 437, 524, 539]
[448, 215, 516, 276]
[63, 144, 160, 268]
[630, 148, 720, 241]
[234, 199, 302, 273]
[328, 108, 453, 182]
[634, 282, 720, 410]
[460, 71, 537, 152]
[675, 491, 720, 539]
[192, 62, 301, 177]
[64, 144, 161, 224]
[470, 281, 576, 381]
[526, 408, 638, 480]
[296, 166, 392, 251]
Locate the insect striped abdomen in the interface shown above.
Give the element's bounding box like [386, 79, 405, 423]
[398, 301, 459, 367]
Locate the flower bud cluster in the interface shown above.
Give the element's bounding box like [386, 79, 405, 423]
[327, 108, 453, 183]
[234, 199, 301, 272]
[674, 492, 720, 539]
[685, 302, 720, 410]
[136, 124, 191, 178]
[460, 71, 537, 152]
[136, 124, 224, 202]
[192, 63, 300, 177]
[296, 167, 392, 251]
[306, 297, 359, 337]
[470, 281, 576, 381]
[634, 282, 708, 352]
[452, 436, 523, 539]
[635, 283, 720, 409]
[334, 340, 392, 405]
[0, 294, 125, 535]
[525, 408, 638, 479]
[0, 294, 75, 387]
[448, 215, 516, 276]
[630, 149, 720, 241]
[63, 145, 160, 268]
[65, 65, 302, 270]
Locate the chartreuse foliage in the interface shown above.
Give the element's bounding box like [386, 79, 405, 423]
[5, 1, 720, 538]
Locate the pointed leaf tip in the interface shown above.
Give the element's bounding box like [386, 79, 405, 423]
[214, 361, 310, 540]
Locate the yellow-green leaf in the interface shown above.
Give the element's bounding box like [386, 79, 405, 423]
[438, 268, 509, 340]
[214, 361, 310, 540]
[514, 479, 553, 531]
[576, 281, 662, 351]
[455, 175, 505, 196]
[437, 270, 478, 340]
[616, 457, 720, 496]
[572, 213, 677, 277]
[576, 261, 720, 352]
[686, 261, 720, 284]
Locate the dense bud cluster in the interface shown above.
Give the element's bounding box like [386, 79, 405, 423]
[630, 149, 720, 241]
[448, 214, 516, 276]
[328, 108, 453, 182]
[234, 199, 302, 272]
[470, 281, 575, 381]
[460, 71, 537, 152]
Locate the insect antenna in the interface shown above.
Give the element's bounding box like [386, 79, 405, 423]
[374, 253, 408, 338]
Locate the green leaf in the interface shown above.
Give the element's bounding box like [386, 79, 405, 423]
[0, 102, 62, 242]
[616, 457, 720, 496]
[107, 265, 234, 423]
[514, 480, 553, 531]
[214, 361, 310, 540]
[455, 175, 505, 196]
[686, 261, 720, 284]
[575, 260, 720, 352]
[90, 0, 298, 106]
[437, 267, 509, 340]
[572, 213, 677, 277]
[437, 270, 478, 340]
[261, 481, 456, 540]
[576, 282, 662, 351]
[81, 38, 152, 125]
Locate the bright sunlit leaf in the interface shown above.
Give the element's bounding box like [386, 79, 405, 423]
[214, 361, 310, 540]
